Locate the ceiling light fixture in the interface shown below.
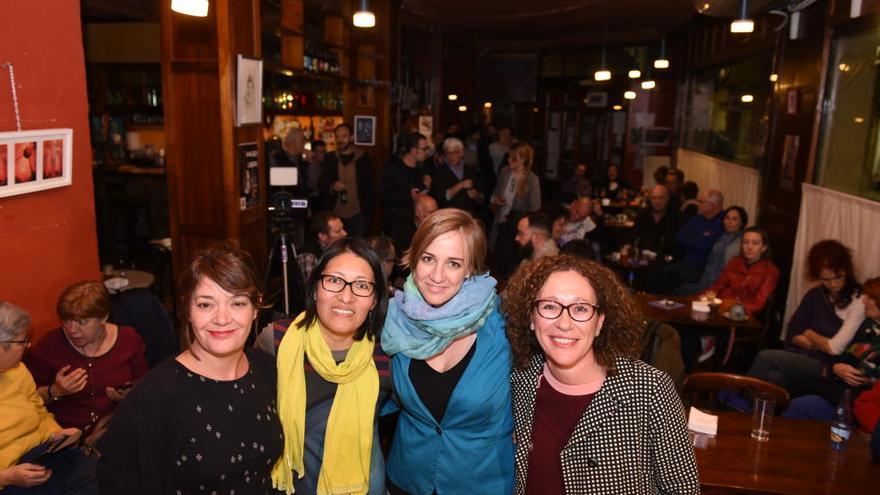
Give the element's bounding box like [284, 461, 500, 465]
[730, 0, 754, 33]
[447, 94, 458, 101]
[458, 105, 468, 112]
[171, 0, 208, 16]
[769, 73, 778, 82]
[641, 80, 655, 90]
[613, 105, 623, 111]
[353, 0, 376, 28]
[653, 37, 670, 69]
[595, 39, 611, 81]
[741, 94, 754, 103]
[483, 102, 492, 108]
[628, 69, 641, 79]
[624, 90, 637, 100]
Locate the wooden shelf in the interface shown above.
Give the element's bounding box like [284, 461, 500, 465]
[265, 62, 344, 82]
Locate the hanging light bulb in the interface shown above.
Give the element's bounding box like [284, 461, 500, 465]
[641, 80, 656, 90]
[613, 105, 623, 111]
[353, 0, 376, 28]
[653, 37, 670, 69]
[171, 0, 208, 17]
[741, 94, 754, 103]
[458, 105, 468, 112]
[594, 46, 611, 81]
[483, 102, 492, 108]
[624, 90, 637, 100]
[447, 94, 458, 101]
[730, 0, 754, 33]
[628, 69, 641, 79]
[769, 73, 778, 82]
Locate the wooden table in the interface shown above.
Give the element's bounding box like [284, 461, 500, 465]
[636, 293, 762, 331]
[694, 411, 880, 494]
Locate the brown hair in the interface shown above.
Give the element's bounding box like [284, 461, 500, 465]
[57, 281, 112, 321]
[863, 277, 880, 305]
[806, 239, 860, 309]
[508, 142, 534, 199]
[501, 255, 644, 370]
[177, 242, 263, 351]
[403, 208, 487, 276]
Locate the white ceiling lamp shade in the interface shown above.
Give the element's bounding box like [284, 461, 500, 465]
[458, 105, 468, 112]
[740, 94, 754, 103]
[641, 79, 656, 90]
[769, 73, 778, 82]
[594, 46, 611, 81]
[447, 94, 458, 101]
[653, 37, 669, 69]
[730, 0, 754, 33]
[612, 105, 623, 111]
[171, 0, 208, 17]
[483, 102, 492, 108]
[624, 90, 637, 100]
[353, 0, 376, 28]
[628, 69, 641, 79]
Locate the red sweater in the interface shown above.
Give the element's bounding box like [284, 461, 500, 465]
[856, 381, 880, 433]
[710, 257, 780, 315]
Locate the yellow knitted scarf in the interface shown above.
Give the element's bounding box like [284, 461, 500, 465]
[271, 312, 378, 495]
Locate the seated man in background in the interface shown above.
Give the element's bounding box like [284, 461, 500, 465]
[647, 189, 724, 294]
[558, 197, 597, 246]
[514, 213, 558, 265]
[622, 184, 679, 259]
[297, 210, 347, 282]
[0, 301, 96, 494]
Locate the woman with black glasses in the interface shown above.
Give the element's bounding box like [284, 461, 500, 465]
[271, 237, 391, 495]
[501, 256, 698, 494]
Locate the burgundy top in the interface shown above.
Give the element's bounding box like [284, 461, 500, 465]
[526, 375, 597, 495]
[24, 325, 148, 431]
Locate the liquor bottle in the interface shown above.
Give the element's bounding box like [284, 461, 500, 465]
[830, 389, 853, 451]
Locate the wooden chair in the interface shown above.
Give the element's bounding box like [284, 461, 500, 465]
[682, 372, 790, 412]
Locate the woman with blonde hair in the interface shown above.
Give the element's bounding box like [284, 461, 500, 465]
[490, 142, 542, 270]
[382, 208, 513, 494]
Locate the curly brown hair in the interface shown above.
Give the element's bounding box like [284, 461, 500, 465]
[501, 255, 645, 370]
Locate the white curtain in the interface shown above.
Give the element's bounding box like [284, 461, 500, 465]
[782, 183, 880, 338]
[675, 149, 762, 221]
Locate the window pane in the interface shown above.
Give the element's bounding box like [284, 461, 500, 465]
[816, 28, 880, 202]
[681, 56, 772, 168]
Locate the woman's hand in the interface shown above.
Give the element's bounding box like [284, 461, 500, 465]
[804, 329, 833, 355]
[0, 464, 52, 488]
[105, 385, 131, 402]
[791, 334, 814, 351]
[833, 363, 870, 387]
[53, 365, 88, 397]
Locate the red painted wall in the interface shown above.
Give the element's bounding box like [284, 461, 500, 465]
[0, 0, 99, 339]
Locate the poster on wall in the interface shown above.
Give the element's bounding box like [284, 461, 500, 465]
[0, 128, 73, 198]
[354, 115, 376, 146]
[780, 134, 800, 191]
[236, 55, 263, 126]
[239, 142, 260, 210]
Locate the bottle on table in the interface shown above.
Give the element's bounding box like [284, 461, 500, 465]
[830, 389, 853, 451]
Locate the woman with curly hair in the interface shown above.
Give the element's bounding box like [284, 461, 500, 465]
[748, 239, 864, 391]
[501, 255, 698, 495]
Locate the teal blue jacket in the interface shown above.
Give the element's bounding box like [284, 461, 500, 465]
[385, 306, 514, 494]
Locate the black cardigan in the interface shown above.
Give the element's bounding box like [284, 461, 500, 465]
[95, 348, 277, 495]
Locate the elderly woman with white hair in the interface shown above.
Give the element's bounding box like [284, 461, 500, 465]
[0, 301, 96, 494]
[429, 137, 484, 217]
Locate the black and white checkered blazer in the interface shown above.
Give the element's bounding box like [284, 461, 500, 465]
[511, 354, 699, 494]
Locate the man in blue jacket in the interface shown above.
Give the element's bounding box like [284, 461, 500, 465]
[647, 189, 724, 294]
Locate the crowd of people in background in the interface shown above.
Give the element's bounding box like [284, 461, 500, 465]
[3, 119, 879, 494]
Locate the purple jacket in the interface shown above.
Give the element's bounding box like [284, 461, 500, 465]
[784, 286, 842, 366]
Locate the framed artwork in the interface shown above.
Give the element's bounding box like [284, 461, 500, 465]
[780, 134, 800, 190]
[354, 115, 376, 146]
[0, 128, 73, 198]
[236, 55, 263, 126]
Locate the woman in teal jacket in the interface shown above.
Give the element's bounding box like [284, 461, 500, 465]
[382, 208, 514, 494]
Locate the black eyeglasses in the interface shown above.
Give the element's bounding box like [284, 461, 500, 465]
[1, 336, 30, 347]
[533, 300, 599, 322]
[319, 274, 375, 297]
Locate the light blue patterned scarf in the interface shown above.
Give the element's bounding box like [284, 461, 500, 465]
[381, 273, 498, 359]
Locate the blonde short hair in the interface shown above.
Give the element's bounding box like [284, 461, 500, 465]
[403, 208, 487, 276]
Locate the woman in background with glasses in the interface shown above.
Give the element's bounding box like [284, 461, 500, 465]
[24, 281, 147, 442]
[501, 256, 698, 494]
[272, 237, 391, 495]
[382, 208, 513, 494]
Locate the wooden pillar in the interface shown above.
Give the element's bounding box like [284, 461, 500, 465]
[160, 0, 266, 280]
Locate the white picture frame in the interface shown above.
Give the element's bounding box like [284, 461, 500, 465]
[0, 128, 73, 198]
[354, 115, 376, 146]
[236, 55, 263, 126]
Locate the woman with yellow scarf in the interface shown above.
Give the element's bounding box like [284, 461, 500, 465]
[272, 238, 391, 495]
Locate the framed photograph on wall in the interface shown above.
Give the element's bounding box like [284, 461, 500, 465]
[354, 115, 376, 146]
[236, 55, 263, 126]
[0, 128, 73, 198]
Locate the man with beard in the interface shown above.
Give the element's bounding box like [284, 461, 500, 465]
[319, 123, 374, 237]
[382, 132, 431, 254]
[514, 213, 558, 264]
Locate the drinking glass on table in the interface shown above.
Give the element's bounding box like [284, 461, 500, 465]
[751, 393, 775, 441]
